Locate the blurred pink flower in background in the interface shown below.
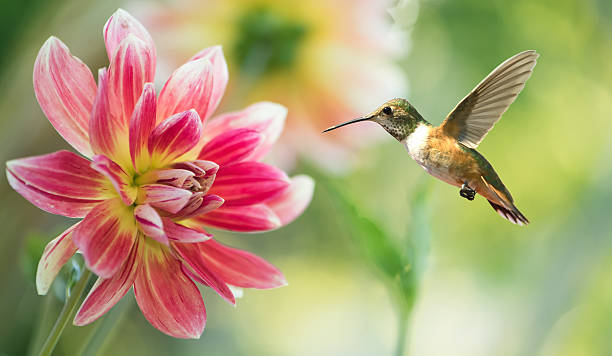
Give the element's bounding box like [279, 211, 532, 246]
[134, 0, 408, 173]
[6, 9, 313, 339]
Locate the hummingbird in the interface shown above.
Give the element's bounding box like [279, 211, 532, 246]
[323, 50, 539, 225]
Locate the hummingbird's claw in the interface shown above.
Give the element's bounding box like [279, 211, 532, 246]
[460, 183, 476, 201]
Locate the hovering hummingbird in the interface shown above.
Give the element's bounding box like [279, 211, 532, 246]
[324, 50, 538, 225]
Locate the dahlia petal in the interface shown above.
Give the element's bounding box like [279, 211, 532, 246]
[145, 168, 195, 187]
[89, 68, 127, 161]
[172, 160, 218, 178]
[173, 243, 235, 305]
[148, 110, 202, 165]
[161, 218, 211, 243]
[139, 184, 191, 214]
[174, 194, 224, 220]
[108, 35, 155, 126]
[157, 55, 226, 123]
[195, 204, 281, 232]
[36, 223, 79, 295]
[134, 244, 206, 339]
[134, 205, 168, 245]
[188, 45, 228, 114]
[198, 239, 287, 289]
[7, 150, 106, 199]
[91, 155, 137, 205]
[266, 175, 315, 226]
[6, 170, 100, 218]
[72, 199, 138, 278]
[203, 102, 286, 160]
[129, 83, 156, 172]
[199, 128, 263, 165]
[228, 285, 244, 299]
[6, 150, 106, 218]
[189, 45, 228, 71]
[74, 236, 141, 326]
[33, 37, 95, 157]
[103, 9, 156, 63]
[209, 162, 290, 206]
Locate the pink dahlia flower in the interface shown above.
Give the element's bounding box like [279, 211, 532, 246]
[6, 9, 313, 339]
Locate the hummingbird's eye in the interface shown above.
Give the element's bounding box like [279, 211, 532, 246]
[382, 106, 393, 115]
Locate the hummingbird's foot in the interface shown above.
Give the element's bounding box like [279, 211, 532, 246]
[460, 183, 476, 201]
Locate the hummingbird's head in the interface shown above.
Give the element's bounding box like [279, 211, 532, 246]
[323, 98, 425, 141]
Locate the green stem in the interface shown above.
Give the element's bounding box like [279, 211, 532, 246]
[38, 269, 93, 356]
[395, 306, 411, 356]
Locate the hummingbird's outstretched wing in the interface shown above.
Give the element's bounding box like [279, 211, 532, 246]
[441, 50, 539, 148]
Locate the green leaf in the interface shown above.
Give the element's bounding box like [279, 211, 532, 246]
[404, 178, 432, 285]
[325, 181, 404, 276]
[324, 175, 432, 312]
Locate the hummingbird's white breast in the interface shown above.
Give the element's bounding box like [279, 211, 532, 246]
[402, 123, 456, 185]
[402, 123, 430, 166]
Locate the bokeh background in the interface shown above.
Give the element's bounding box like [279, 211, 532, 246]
[2, 0, 612, 355]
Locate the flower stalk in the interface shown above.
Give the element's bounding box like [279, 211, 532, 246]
[38, 268, 93, 356]
[395, 307, 411, 356]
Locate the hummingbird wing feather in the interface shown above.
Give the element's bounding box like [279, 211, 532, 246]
[441, 50, 539, 148]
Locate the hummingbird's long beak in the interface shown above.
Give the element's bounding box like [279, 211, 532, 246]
[322, 116, 371, 133]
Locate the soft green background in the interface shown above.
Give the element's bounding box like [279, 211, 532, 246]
[1, 0, 612, 355]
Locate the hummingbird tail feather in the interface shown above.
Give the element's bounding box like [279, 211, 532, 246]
[488, 200, 529, 226]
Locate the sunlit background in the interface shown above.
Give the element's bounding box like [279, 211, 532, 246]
[2, 0, 612, 355]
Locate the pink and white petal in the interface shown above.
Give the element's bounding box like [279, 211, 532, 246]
[188, 45, 228, 114]
[129, 83, 156, 172]
[161, 218, 211, 243]
[148, 110, 202, 165]
[33, 37, 96, 157]
[266, 175, 314, 226]
[171, 192, 203, 217]
[36, 223, 79, 295]
[139, 184, 191, 214]
[199, 128, 263, 165]
[174, 194, 224, 220]
[172, 243, 235, 305]
[138, 168, 195, 188]
[198, 239, 286, 289]
[195, 204, 281, 232]
[72, 199, 138, 278]
[172, 160, 218, 178]
[156, 57, 224, 124]
[6, 171, 101, 218]
[134, 244, 206, 339]
[91, 155, 137, 205]
[203, 102, 286, 161]
[74, 236, 141, 326]
[134, 205, 168, 245]
[89, 68, 128, 162]
[209, 162, 290, 206]
[103, 9, 156, 63]
[6, 151, 106, 218]
[189, 45, 228, 71]
[108, 35, 155, 127]
[7, 151, 106, 199]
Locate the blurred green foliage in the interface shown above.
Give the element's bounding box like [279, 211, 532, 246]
[20, 232, 48, 286]
[0, 0, 60, 82]
[234, 6, 308, 74]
